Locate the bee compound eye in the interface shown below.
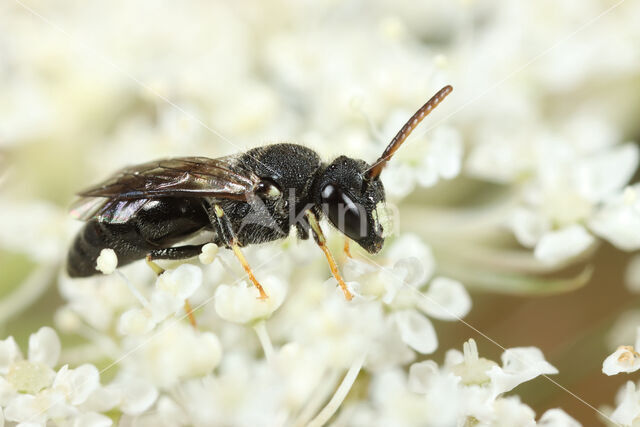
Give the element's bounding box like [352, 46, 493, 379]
[320, 184, 366, 240]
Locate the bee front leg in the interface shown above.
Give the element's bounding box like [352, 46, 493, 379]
[305, 211, 353, 301]
[211, 204, 269, 300]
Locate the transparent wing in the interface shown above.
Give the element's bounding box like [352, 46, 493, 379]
[70, 155, 260, 223]
[78, 156, 259, 200]
[70, 197, 150, 223]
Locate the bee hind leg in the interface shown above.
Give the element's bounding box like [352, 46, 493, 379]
[211, 204, 269, 300]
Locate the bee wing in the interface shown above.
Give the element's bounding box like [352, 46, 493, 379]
[77, 156, 259, 200]
[70, 197, 151, 223]
[70, 156, 260, 223]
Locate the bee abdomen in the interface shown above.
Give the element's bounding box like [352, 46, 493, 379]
[66, 220, 149, 277]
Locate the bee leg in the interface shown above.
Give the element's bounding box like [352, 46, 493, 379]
[343, 238, 353, 259]
[145, 246, 203, 328]
[212, 204, 269, 300]
[305, 211, 354, 301]
[148, 244, 206, 261]
[145, 255, 166, 276]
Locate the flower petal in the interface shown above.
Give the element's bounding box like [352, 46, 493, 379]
[215, 277, 286, 324]
[417, 277, 471, 321]
[611, 381, 640, 426]
[537, 408, 581, 427]
[407, 360, 439, 394]
[394, 309, 437, 354]
[489, 347, 558, 396]
[386, 234, 435, 282]
[534, 225, 594, 265]
[118, 308, 156, 336]
[589, 185, 640, 250]
[509, 207, 551, 248]
[574, 143, 638, 203]
[116, 378, 158, 415]
[157, 264, 203, 300]
[0, 377, 17, 407]
[0, 336, 23, 375]
[53, 363, 100, 405]
[28, 327, 60, 368]
[73, 412, 113, 427]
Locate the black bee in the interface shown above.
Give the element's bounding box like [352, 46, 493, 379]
[68, 86, 453, 300]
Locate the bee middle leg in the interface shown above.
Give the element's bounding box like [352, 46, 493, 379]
[211, 204, 268, 300]
[148, 245, 206, 262]
[145, 245, 204, 328]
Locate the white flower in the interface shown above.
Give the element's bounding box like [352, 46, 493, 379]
[72, 412, 113, 427]
[156, 264, 202, 300]
[112, 377, 159, 416]
[0, 198, 69, 262]
[4, 390, 74, 425]
[52, 364, 100, 405]
[589, 185, 640, 250]
[394, 309, 437, 354]
[215, 276, 286, 324]
[118, 308, 156, 336]
[1, 327, 60, 394]
[117, 264, 205, 335]
[603, 346, 640, 376]
[490, 396, 536, 427]
[488, 347, 558, 396]
[0, 337, 22, 375]
[534, 224, 595, 265]
[28, 326, 61, 369]
[574, 143, 638, 204]
[538, 408, 582, 427]
[0, 327, 116, 426]
[611, 381, 640, 426]
[449, 339, 497, 386]
[603, 326, 640, 376]
[120, 396, 186, 427]
[96, 249, 118, 275]
[386, 234, 436, 279]
[380, 162, 415, 198]
[417, 276, 471, 321]
[124, 323, 222, 388]
[509, 207, 551, 248]
[415, 126, 463, 187]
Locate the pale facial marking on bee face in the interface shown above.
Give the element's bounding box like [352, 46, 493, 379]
[373, 200, 393, 238]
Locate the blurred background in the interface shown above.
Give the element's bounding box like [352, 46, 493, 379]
[2, 0, 640, 425]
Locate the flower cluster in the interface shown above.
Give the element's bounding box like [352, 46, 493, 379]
[0, 327, 155, 426]
[44, 232, 482, 425]
[1, 0, 640, 425]
[349, 339, 579, 426]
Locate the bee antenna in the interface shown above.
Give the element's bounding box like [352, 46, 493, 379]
[365, 85, 453, 181]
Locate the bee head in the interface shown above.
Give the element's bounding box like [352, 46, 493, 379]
[316, 156, 386, 254]
[315, 85, 453, 254]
